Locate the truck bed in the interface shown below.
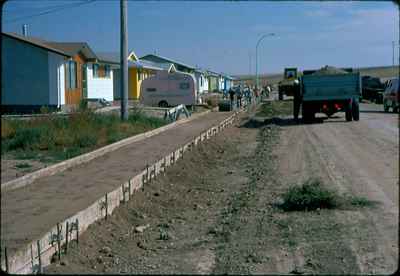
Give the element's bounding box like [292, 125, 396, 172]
[301, 73, 361, 101]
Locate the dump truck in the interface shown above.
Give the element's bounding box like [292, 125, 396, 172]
[294, 66, 361, 122]
[278, 68, 300, 100]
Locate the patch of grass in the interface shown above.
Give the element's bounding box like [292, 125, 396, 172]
[279, 178, 377, 212]
[1, 110, 167, 162]
[256, 101, 292, 118]
[347, 196, 376, 207]
[15, 162, 32, 169]
[279, 178, 340, 211]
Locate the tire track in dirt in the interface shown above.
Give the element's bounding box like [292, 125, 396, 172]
[304, 121, 398, 274]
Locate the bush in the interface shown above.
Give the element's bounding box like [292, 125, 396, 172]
[6, 128, 43, 150]
[206, 96, 219, 108]
[279, 179, 339, 211]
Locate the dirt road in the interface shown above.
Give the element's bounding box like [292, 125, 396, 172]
[1, 111, 233, 254]
[43, 102, 398, 274]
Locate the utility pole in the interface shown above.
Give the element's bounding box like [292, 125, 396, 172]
[249, 51, 252, 78]
[393, 41, 395, 66]
[120, 0, 128, 120]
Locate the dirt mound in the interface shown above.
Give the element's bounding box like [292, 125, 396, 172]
[312, 66, 348, 75]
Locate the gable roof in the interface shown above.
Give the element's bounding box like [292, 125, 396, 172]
[45, 42, 97, 60]
[140, 54, 195, 71]
[95, 52, 120, 65]
[2, 32, 70, 57]
[206, 70, 220, 77]
[129, 59, 177, 73]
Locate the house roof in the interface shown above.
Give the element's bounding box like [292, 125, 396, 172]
[129, 60, 177, 73]
[2, 32, 70, 57]
[206, 70, 220, 77]
[45, 42, 97, 60]
[140, 54, 196, 71]
[95, 52, 121, 65]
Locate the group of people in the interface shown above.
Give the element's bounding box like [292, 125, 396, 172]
[228, 85, 256, 109]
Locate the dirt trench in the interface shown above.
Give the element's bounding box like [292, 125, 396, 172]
[44, 102, 398, 274]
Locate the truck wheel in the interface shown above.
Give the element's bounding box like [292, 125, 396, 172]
[383, 100, 389, 112]
[302, 103, 312, 123]
[392, 102, 398, 113]
[345, 101, 353, 122]
[158, 101, 168, 108]
[293, 98, 300, 120]
[352, 100, 360, 121]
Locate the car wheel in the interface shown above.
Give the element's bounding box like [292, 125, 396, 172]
[158, 101, 168, 108]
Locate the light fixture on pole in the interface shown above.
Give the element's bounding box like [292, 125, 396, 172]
[255, 33, 275, 92]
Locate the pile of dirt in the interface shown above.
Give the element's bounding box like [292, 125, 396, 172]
[312, 66, 349, 75]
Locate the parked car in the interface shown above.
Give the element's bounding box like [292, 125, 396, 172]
[383, 78, 399, 113]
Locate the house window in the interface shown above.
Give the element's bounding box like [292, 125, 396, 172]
[105, 65, 111, 78]
[93, 64, 100, 78]
[146, 88, 156, 92]
[66, 60, 77, 90]
[180, 82, 190, 90]
[200, 76, 203, 86]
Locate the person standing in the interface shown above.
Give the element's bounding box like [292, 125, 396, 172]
[236, 88, 243, 108]
[229, 88, 235, 110]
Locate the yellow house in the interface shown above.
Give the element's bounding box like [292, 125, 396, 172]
[128, 51, 176, 100]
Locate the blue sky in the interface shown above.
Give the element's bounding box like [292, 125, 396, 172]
[2, 0, 399, 75]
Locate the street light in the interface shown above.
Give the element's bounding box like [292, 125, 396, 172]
[255, 33, 275, 92]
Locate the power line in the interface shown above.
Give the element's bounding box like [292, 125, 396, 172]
[4, 0, 97, 24]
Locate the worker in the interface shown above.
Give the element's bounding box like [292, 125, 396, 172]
[229, 88, 235, 110]
[236, 88, 243, 108]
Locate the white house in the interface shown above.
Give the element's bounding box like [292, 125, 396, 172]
[194, 68, 209, 95]
[1, 32, 70, 113]
[46, 43, 118, 104]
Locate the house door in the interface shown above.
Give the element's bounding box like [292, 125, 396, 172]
[82, 64, 87, 98]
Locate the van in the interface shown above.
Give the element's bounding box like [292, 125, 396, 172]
[140, 71, 198, 107]
[383, 78, 399, 113]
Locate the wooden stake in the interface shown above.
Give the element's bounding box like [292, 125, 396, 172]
[105, 194, 108, 220]
[57, 223, 61, 261]
[30, 244, 34, 271]
[4, 247, 9, 273]
[65, 222, 69, 254]
[122, 185, 126, 203]
[76, 219, 79, 245]
[128, 180, 131, 200]
[37, 240, 42, 274]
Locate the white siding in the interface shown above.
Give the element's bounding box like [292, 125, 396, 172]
[194, 72, 209, 94]
[48, 52, 66, 107]
[86, 63, 114, 101]
[59, 62, 65, 106]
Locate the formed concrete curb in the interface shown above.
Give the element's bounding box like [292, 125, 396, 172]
[1, 110, 211, 192]
[1, 111, 238, 274]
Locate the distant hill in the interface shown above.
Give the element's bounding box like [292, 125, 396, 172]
[234, 65, 399, 86]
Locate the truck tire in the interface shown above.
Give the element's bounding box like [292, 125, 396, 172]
[383, 100, 389, 112]
[293, 97, 300, 120]
[352, 100, 360, 121]
[345, 101, 353, 122]
[158, 100, 168, 108]
[278, 91, 283, 101]
[302, 102, 314, 123]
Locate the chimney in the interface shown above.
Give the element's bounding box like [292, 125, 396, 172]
[22, 24, 28, 37]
